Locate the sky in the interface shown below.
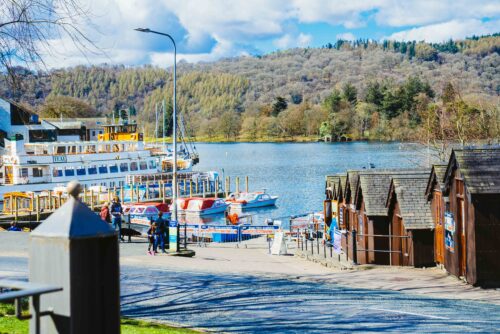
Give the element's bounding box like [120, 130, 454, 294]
[42, 0, 500, 68]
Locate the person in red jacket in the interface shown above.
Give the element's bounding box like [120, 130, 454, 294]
[100, 203, 111, 223]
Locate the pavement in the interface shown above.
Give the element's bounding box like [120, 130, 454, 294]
[1, 232, 500, 333]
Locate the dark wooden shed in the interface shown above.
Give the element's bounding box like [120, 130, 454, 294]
[425, 164, 448, 265]
[386, 175, 435, 267]
[442, 148, 500, 286]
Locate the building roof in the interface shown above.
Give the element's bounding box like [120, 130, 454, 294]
[444, 148, 500, 195]
[44, 117, 107, 129]
[326, 175, 341, 197]
[425, 164, 447, 197]
[387, 174, 434, 230]
[45, 121, 83, 130]
[354, 169, 429, 217]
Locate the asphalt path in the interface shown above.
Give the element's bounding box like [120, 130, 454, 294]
[2, 256, 500, 333]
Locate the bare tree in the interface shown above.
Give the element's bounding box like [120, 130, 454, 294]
[0, 0, 99, 86]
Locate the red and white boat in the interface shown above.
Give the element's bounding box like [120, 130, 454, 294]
[185, 197, 229, 216]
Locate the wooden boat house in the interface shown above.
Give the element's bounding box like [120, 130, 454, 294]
[442, 148, 500, 286]
[425, 165, 448, 266]
[386, 174, 435, 267]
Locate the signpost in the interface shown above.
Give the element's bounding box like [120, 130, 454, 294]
[169, 220, 178, 252]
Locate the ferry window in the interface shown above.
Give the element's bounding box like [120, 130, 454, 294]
[64, 168, 75, 177]
[53, 168, 63, 177]
[88, 166, 97, 175]
[120, 163, 129, 172]
[92, 131, 96, 137]
[99, 165, 108, 174]
[130, 162, 138, 171]
[149, 160, 156, 169]
[56, 146, 66, 154]
[33, 168, 43, 178]
[109, 165, 118, 173]
[20, 168, 28, 178]
[76, 166, 86, 176]
[69, 146, 77, 154]
[140, 161, 148, 170]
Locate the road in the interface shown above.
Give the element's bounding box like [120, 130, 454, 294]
[1, 234, 500, 333]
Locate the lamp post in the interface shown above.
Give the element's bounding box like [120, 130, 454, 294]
[135, 28, 178, 223]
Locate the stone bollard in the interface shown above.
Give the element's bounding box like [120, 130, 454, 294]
[29, 181, 120, 334]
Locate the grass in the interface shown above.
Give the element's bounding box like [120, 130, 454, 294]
[0, 302, 198, 334]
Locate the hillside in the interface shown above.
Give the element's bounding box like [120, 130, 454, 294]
[1, 35, 499, 142]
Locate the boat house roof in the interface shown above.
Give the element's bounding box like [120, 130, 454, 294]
[386, 174, 434, 230]
[444, 148, 500, 195]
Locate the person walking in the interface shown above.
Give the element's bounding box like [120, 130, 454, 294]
[100, 202, 111, 223]
[155, 212, 167, 253]
[147, 221, 157, 256]
[110, 197, 124, 241]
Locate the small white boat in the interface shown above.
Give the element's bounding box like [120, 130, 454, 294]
[125, 202, 171, 235]
[226, 192, 278, 209]
[185, 198, 229, 216]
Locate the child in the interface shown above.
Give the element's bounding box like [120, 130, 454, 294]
[147, 222, 157, 256]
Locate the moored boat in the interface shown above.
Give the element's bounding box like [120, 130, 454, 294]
[125, 202, 171, 235]
[226, 191, 278, 209]
[185, 197, 228, 216]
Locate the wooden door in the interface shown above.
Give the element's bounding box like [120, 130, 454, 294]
[434, 192, 445, 264]
[456, 179, 467, 277]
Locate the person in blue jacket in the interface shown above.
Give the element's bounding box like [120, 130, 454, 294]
[155, 212, 167, 253]
[7, 222, 22, 231]
[110, 197, 124, 241]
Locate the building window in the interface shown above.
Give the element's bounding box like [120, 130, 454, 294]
[109, 164, 118, 173]
[33, 168, 43, 178]
[120, 163, 129, 172]
[20, 168, 29, 178]
[76, 166, 86, 176]
[64, 167, 75, 177]
[92, 130, 96, 137]
[140, 161, 148, 170]
[88, 165, 97, 175]
[130, 162, 138, 171]
[149, 160, 156, 169]
[98, 165, 108, 174]
[53, 168, 63, 177]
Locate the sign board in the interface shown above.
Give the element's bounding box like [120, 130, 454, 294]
[333, 229, 342, 254]
[242, 225, 279, 235]
[270, 231, 287, 255]
[444, 212, 455, 253]
[53, 155, 67, 163]
[168, 220, 178, 252]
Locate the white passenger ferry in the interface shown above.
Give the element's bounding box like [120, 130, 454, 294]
[0, 97, 191, 199]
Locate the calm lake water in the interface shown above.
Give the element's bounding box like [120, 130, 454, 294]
[193, 142, 426, 225]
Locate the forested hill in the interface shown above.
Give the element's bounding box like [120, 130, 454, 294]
[2, 34, 499, 142]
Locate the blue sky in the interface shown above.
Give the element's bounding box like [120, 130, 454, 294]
[43, 0, 500, 68]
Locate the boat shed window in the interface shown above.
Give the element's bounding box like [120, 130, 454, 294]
[88, 165, 97, 175]
[120, 163, 129, 172]
[99, 165, 108, 174]
[140, 161, 148, 170]
[130, 162, 138, 171]
[53, 168, 63, 177]
[76, 166, 86, 176]
[64, 167, 75, 177]
[109, 164, 118, 173]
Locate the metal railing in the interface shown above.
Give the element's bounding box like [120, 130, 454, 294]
[0, 280, 62, 334]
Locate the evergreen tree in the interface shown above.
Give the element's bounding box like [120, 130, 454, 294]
[272, 97, 288, 116]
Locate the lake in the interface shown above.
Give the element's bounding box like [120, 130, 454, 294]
[192, 142, 427, 225]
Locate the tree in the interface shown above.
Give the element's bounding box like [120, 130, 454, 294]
[120, 108, 128, 122]
[342, 83, 357, 104]
[323, 89, 342, 113]
[0, 0, 98, 87]
[40, 95, 99, 118]
[218, 111, 240, 139]
[365, 82, 385, 107]
[272, 97, 288, 116]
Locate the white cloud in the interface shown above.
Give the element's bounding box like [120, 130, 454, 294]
[274, 33, 313, 49]
[27, 0, 500, 68]
[387, 19, 500, 42]
[336, 32, 356, 41]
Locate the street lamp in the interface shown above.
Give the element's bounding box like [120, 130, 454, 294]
[135, 28, 178, 224]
